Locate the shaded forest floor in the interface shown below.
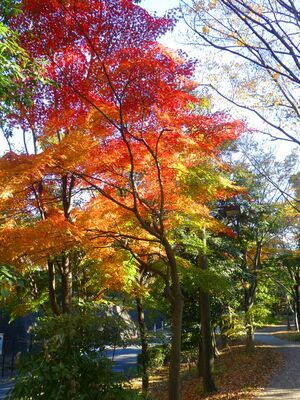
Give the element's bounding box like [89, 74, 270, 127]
[132, 344, 282, 400]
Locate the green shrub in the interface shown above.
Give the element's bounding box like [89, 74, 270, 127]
[9, 310, 143, 400]
[181, 326, 200, 351]
[180, 348, 198, 365]
[294, 333, 300, 342]
[138, 344, 171, 370]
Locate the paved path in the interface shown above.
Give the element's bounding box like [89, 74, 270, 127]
[255, 325, 300, 399]
[105, 345, 141, 376]
[0, 380, 13, 400]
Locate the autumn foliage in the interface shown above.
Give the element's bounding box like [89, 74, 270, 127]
[0, 1, 245, 399]
[0, 0, 243, 270]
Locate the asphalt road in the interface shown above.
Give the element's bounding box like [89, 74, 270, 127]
[0, 380, 13, 400]
[105, 345, 141, 376]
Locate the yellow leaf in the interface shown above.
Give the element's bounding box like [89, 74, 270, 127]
[202, 25, 210, 34]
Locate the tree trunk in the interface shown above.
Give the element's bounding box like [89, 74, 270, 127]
[47, 259, 60, 315]
[61, 254, 72, 314]
[212, 328, 220, 357]
[245, 299, 255, 352]
[199, 287, 217, 393]
[294, 310, 299, 331]
[162, 238, 184, 400]
[295, 282, 300, 332]
[243, 248, 256, 352]
[286, 302, 291, 331]
[136, 293, 149, 395]
[245, 318, 255, 352]
[220, 316, 228, 349]
[197, 325, 203, 376]
[197, 228, 217, 394]
[168, 290, 184, 400]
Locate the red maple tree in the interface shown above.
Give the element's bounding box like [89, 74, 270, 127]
[0, 1, 245, 398]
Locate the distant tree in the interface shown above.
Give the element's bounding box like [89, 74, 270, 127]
[262, 169, 300, 330]
[218, 140, 297, 350]
[181, 0, 300, 145]
[0, 0, 39, 150]
[264, 252, 300, 331]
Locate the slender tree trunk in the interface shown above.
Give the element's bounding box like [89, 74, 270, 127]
[60, 174, 74, 314]
[136, 293, 149, 395]
[286, 310, 291, 331]
[245, 310, 255, 353]
[220, 334, 228, 349]
[162, 239, 184, 400]
[242, 248, 256, 352]
[285, 293, 291, 331]
[197, 323, 203, 376]
[199, 285, 217, 393]
[197, 228, 216, 394]
[168, 290, 184, 400]
[47, 259, 60, 315]
[294, 309, 299, 331]
[220, 316, 228, 349]
[244, 295, 255, 352]
[295, 282, 300, 332]
[292, 301, 299, 331]
[211, 329, 219, 357]
[61, 254, 72, 314]
[286, 300, 291, 331]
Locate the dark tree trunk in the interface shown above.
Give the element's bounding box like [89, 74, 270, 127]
[244, 294, 255, 352]
[220, 316, 228, 349]
[287, 313, 291, 331]
[168, 290, 184, 400]
[242, 249, 257, 352]
[220, 333, 228, 349]
[163, 239, 184, 400]
[197, 326, 203, 376]
[47, 259, 60, 315]
[59, 174, 74, 314]
[60, 254, 72, 314]
[245, 314, 255, 352]
[199, 282, 217, 393]
[286, 301, 291, 331]
[295, 282, 300, 332]
[197, 228, 216, 394]
[136, 293, 149, 395]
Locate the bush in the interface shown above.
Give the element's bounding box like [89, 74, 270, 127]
[294, 333, 300, 342]
[138, 344, 171, 370]
[180, 348, 198, 365]
[9, 310, 143, 400]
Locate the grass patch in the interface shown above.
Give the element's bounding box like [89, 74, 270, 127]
[274, 330, 300, 342]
